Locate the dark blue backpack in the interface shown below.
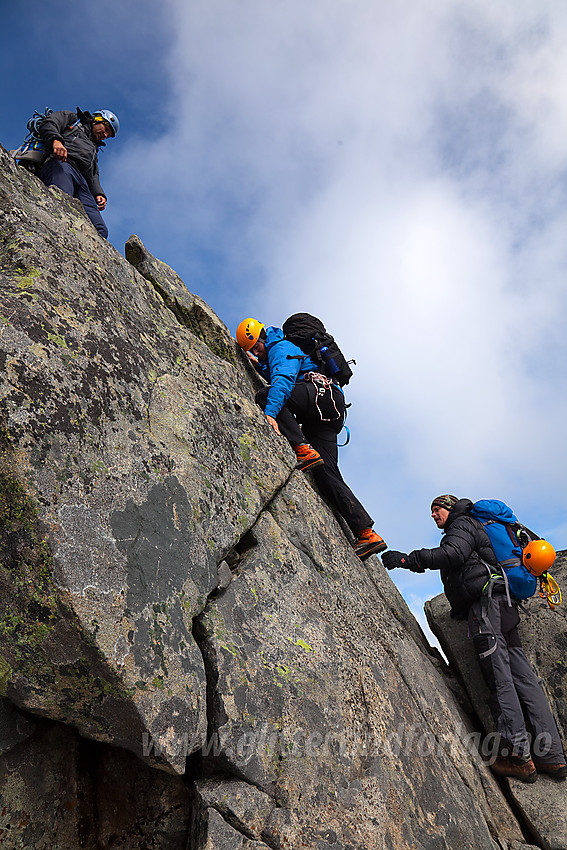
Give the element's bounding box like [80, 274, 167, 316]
[10, 108, 53, 174]
[11, 108, 83, 175]
[470, 499, 538, 600]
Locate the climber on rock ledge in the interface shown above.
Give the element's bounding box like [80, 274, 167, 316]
[382, 495, 567, 784]
[235, 317, 387, 561]
[38, 108, 119, 239]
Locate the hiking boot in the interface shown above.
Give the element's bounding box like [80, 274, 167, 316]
[353, 529, 387, 560]
[294, 443, 324, 472]
[533, 761, 567, 781]
[491, 756, 537, 783]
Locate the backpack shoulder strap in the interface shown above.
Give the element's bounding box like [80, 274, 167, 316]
[504, 522, 520, 547]
[506, 521, 540, 548]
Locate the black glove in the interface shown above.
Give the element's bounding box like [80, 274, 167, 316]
[381, 550, 409, 571]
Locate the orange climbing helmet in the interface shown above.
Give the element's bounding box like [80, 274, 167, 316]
[236, 318, 265, 351]
[522, 539, 556, 576]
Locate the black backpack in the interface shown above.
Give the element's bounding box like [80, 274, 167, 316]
[282, 313, 354, 386]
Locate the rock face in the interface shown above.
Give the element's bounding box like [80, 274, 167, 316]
[0, 143, 559, 848]
[0, 717, 192, 850]
[0, 146, 292, 776]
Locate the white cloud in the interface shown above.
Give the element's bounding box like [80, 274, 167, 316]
[104, 0, 567, 587]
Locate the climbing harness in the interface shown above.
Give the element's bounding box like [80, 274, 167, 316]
[305, 372, 341, 422]
[480, 556, 513, 605]
[477, 563, 510, 658]
[539, 573, 562, 610]
[481, 557, 562, 613]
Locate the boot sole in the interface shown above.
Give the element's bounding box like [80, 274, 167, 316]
[355, 541, 388, 560]
[297, 458, 325, 472]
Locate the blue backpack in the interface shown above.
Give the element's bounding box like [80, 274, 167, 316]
[11, 108, 86, 176]
[470, 499, 538, 600]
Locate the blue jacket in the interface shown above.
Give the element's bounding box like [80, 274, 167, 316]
[259, 327, 318, 418]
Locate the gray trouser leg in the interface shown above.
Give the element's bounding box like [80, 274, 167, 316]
[507, 644, 565, 764]
[468, 597, 565, 763]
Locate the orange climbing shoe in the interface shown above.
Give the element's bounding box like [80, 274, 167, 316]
[294, 443, 324, 472]
[354, 528, 387, 560]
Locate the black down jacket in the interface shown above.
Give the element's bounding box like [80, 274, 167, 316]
[406, 498, 498, 618]
[39, 109, 105, 200]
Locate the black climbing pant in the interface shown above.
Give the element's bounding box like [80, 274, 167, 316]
[255, 381, 373, 536]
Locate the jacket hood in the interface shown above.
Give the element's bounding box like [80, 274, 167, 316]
[264, 326, 285, 349]
[444, 498, 473, 531]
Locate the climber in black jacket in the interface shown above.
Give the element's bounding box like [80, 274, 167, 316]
[39, 108, 119, 239]
[382, 495, 567, 784]
[383, 496, 496, 619]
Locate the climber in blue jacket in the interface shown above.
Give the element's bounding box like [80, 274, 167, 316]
[236, 318, 387, 560]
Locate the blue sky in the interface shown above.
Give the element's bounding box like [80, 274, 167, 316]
[2, 1, 567, 639]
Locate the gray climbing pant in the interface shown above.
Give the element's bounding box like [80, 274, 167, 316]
[468, 595, 565, 763]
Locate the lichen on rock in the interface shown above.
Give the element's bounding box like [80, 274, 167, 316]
[1, 142, 563, 848]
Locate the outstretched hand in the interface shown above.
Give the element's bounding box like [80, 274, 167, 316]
[381, 550, 409, 571]
[266, 415, 282, 436]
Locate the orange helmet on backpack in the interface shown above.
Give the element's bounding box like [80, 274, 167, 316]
[522, 540, 556, 576]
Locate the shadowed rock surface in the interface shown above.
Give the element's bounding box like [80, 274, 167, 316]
[0, 143, 562, 848]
